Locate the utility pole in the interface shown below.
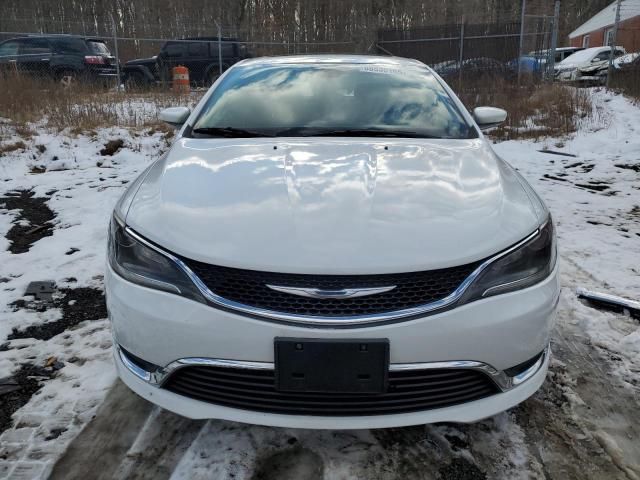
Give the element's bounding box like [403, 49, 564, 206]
[517, 0, 526, 85]
[606, 0, 622, 88]
[458, 16, 465, 91]
[214, 20, 223, 76]
[548, 0, 561, 81]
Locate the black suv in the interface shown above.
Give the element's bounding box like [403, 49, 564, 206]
[123, 37, 251, 88]
[0, 35, 119, 87]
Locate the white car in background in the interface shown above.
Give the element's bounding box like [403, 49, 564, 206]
[530, 46, 584, 64]
[614, 52, 640, 68]
[554, 46, 626, 82]
[107, 55, 559, 429]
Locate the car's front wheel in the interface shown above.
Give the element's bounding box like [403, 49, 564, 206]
[125, 71, 148, 91]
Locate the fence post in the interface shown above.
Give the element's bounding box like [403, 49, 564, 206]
[110, 13, 121, 91]
[606, 0, 622, 88]
[458, 16, 465, 91]
[517, 0, 526, 85]
[548, 0, 560, 82]
[214, 20, 223, 76]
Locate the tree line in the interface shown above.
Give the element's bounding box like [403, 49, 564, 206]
[0, 0, 612, 50]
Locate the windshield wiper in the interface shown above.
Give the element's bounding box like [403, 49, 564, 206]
[192, 127, 275, 138]
[275, 127, 441, 139]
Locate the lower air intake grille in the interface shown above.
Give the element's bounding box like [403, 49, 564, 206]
[163, 365, 500, 416]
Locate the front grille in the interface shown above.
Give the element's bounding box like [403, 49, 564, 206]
[182, 259, 481, 317]
[163, 365, 500, 416]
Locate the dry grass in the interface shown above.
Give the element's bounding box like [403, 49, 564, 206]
[0, 72, 203, 134]
[609, 70, 640, 103]
[457, 79, 594, 141]
[0, 73, 595, 142]
[0, 140, 27, 156]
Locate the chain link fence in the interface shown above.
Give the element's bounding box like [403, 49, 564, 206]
[0, 30, 359, 92]
[0, 9, 564, 94]
[377, 14, 557, 90]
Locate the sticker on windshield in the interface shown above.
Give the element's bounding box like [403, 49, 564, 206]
[360, 66, 402, 75]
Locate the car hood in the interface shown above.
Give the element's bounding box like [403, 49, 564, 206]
[126, 138, 541, 274]
[555, 62, 581, 70]
[579, 61, 609, 72]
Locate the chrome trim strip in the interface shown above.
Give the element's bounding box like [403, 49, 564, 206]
[117, 347, 152, 383]
[117, 345, 549, 392]
[511, 347, 548, 386]
[124, 227, 540, 326]
[266, 284, 397, 299]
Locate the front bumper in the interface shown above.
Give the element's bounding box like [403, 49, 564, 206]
[555, 69, 577, 82]
[114, 344, 550, 429]
[107, 262, 559, 428]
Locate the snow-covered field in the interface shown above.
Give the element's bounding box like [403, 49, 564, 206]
[0, 88, 638, 480]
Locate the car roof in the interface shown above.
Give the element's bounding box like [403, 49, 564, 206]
[582, 46, 623, 53]
[180, 37, 240, 42]
[4, 35, 100, 42]
[237, 54, 426, 68]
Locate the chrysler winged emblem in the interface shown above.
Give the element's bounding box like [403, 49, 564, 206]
[265, 285, 396, 299]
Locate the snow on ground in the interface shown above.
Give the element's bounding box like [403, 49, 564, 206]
[494, 88, 640, 384]
[0, 126, 173, 478]
[0, 88, 638, 479]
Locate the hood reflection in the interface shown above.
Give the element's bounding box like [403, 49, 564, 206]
[127, 138, 537, 273]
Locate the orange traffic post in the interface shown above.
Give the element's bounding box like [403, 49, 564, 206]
[172, 65, 190, 93]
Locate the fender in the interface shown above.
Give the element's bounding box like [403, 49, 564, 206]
[123, 64, 156, 82]
[204, 62, 230, 81]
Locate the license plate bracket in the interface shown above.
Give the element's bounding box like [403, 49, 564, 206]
[274, 338, 389, 394]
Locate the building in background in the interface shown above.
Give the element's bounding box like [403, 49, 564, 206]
[569, 0, 640, 51]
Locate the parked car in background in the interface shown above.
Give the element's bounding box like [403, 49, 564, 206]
[507, 55, 543, 77]
[507, 47, 587, 79]
[108, 55, 558, 429]
[123, 37, 252, 89]
[433, 57, 512, 82]
[530, 47, 584, 65]
[582, 52, 640, 85]
[613, 52, 640, 83]
[575, 50, 638, 86]
[554, 46, 625, 83]
[614, 52, 640, 69]
[0, 35, 119, 87]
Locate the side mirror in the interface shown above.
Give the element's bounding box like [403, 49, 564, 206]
[159, 107, 190, 127]
[473, 107, 507, 130]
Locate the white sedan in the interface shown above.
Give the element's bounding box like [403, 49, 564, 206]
[107, 55, 559, 429]
[554, 46, 625, 82]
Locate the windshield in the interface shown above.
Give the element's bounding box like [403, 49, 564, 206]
[191, 64, 475, 139]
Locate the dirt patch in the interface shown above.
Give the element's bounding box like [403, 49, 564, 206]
[543, 174, 569, 182]
[438, 457, 487, 480]
[614, 163, 640, 173]
[0, 141, 26, 157]
[627, 206, 640, 220]
[251, 447, 324, 480]
[564, 162, 584, 169]
[0, 364, 55, 434]
[100, 139, 125, 156]
[9, 287, 106, 341]
[45, 427, 68, 441]
[0, 190, 56, 254]
[574, 183, 610, 192]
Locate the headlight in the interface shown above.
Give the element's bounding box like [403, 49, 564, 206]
[460, 217, 556, 302]
[108, 214, 205, 303]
